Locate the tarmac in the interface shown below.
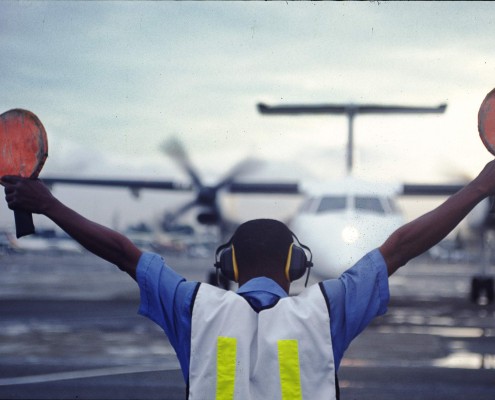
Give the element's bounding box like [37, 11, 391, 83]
[0, 250, 494, 399]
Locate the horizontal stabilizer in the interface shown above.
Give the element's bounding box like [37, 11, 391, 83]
[257, 103, 447, 115]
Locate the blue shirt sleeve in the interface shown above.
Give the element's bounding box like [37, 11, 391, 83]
[320, 248, 390, 369]
[136, 252, 198, 379]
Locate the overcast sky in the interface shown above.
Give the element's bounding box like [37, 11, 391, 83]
[1, 1, 495, 229]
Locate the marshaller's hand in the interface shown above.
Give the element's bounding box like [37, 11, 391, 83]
[1, 176, 55, 214]
[2, 175, 142, 279]
[472, 159, 495, 197]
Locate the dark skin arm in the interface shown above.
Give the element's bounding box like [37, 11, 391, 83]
[381, 159, 495, 276]
[1, 176, 142, 280]
[4, 160, 495, 280]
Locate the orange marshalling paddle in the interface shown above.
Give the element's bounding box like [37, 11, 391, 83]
[0, 109, 48, 238]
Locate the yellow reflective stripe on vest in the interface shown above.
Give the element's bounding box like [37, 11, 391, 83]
[278, 340, 303, 400]
[215, 337, 303, 399]
[216, 337, 237, 400]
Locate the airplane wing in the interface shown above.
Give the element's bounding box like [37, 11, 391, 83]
[41, 176, 464, 197]
[228, 182, 300, 194]
[231, 181, 465, 197]
[41, 177, 193, 196]
[40, 177, 464, 196]
[401, 183, 465, 196]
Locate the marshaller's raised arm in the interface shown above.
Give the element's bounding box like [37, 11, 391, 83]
[1, 176, 142, 279]
[380, 159, 495, 276]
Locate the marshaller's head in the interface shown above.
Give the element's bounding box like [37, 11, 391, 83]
[232, 219, 293, 283]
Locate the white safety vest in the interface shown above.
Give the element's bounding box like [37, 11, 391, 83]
[188, 283, 337, 400]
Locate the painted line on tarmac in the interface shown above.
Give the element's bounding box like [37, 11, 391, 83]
[0, 364, 179, 386]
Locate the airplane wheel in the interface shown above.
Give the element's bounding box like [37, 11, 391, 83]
[486, 278, 494, 304]
[470, 276, 494, 304]
[471, 277, 481, 303]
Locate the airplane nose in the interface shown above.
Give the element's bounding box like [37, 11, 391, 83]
[341, 225, 360, 244]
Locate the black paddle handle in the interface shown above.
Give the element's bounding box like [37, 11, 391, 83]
[14, 210, 35, 238]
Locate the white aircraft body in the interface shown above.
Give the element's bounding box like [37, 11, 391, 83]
[290, 177, 404, 278]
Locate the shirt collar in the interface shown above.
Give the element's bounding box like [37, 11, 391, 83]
[237, 277, 289, 298]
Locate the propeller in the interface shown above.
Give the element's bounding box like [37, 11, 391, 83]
[161, 137, 260, 229]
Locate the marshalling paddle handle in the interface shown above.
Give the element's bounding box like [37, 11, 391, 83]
[14, 210, 35, 238]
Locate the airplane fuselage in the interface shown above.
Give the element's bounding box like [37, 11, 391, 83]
[290, 178, 404, 278]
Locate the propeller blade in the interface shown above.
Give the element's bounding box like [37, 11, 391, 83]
[161, 139, 263, 229]
[162, 137, 203, 189]
[163, 199, 199, 227]
[214, 158, 262, 190]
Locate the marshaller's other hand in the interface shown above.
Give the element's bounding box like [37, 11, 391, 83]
[473, 159, 495, 197]
[1, 176, 55, 214]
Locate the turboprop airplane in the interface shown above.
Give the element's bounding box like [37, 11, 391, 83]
[255, 101, 448, 278]
[30, 99, 492, 303]
[254, 100, 492, 303]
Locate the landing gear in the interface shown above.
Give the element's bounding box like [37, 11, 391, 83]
[470, 229, 494, 304]
[470, 276, 494, 304]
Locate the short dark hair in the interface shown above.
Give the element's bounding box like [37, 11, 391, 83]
[231, 219, 293, 277]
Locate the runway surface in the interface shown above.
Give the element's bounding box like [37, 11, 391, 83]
[0, 250, 494, 399]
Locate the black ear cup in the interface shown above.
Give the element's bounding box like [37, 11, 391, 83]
[216, 246, 237, 282]
[287, 245, 309, 282]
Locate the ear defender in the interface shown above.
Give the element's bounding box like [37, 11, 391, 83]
[215, 244, 239, 282]
[284, 244, 309, 282]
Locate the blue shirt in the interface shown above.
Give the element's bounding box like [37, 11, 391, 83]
[137, 248, 389, 381]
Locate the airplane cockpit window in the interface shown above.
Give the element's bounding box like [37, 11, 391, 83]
[316, 196, 347, 213]
[355, 196, 385, 214]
